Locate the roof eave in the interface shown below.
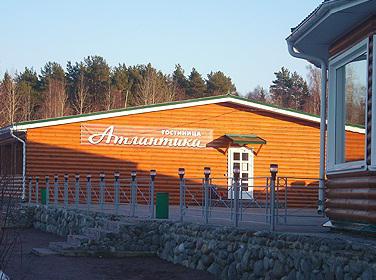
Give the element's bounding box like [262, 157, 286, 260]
[287, 0, 373, 63]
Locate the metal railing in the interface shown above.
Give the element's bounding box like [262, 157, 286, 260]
[27, 171, 156, 219]
[26, 166, 325, 232]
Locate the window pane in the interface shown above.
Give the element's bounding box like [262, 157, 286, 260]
[242, 153, 248, 161]
[233, 153, 240, 160]
[242, 163, 248, 171]
[336, 52, 366, 163]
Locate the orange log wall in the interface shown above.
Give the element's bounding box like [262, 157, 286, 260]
[24, 102, 363, 207]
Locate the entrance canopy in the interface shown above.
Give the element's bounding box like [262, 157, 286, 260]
[225, 134, 266, 146]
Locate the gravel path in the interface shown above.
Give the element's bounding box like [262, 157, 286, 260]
[5, 228, 214, 280]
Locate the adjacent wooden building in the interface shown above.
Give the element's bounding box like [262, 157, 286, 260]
[287, 0, 376, 231]
[0, 95, 363, 207]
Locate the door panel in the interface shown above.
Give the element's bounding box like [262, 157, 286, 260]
[227, 147, 254, 199]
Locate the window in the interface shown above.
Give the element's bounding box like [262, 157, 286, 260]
[328, 39, 368, 173]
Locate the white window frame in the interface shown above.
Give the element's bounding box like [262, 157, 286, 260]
[370, 35, 376, 171]
[327, 38, 369, 174]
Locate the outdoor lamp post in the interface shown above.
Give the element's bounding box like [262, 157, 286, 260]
[204, 167, 211, 224]
[131, 170, 137, 181]
[178, 168, 185, 222]
[149, 170, 156, 218]
[233, 166, 240, 227]
[150, 169, 157, 181]
[114, 172, 120, 215]
[130, 170, 137, 217]
[270, 164, 278, 180]
[269, 163, 278, 231]
[204, 167, 211, 181]
[178, 168, 185, 179]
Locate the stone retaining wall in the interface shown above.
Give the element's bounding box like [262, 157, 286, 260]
[26, 206, 376, 279]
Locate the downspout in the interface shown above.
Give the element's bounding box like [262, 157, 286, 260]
[287, 41, 327, 215]
[10, 127, 26, 200]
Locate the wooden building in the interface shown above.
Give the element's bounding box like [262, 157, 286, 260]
[287, 0, 376, 231]
[0, 95, 363, 207]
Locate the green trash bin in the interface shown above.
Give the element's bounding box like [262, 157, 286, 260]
[41, 188, 47, 205]
[156, 192, 169, 219]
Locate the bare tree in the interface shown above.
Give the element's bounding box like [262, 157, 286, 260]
[72, 73, 91, 114]
[17, 85, 33, 122]
[41, 77, 69, 118]
[0, 73, 22, 126]
[135, 68, 179, 105]
[306, 65, 321, 115]
[246, 85, 268, 103]
[104, 83, 116, 111]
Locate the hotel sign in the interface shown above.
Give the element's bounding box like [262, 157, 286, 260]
[81, 124, 213, 149]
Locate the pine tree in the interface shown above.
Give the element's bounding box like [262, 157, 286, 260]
[187, 68, 206, 98]
[206, 71, 236, 96]
[270, 67, 292, 108]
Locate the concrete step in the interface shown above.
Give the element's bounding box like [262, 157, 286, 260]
[31, 247, 59, 256]
[82, 227, 114, 241]
[67, 234, 90, 246]
[49, 241, 80, 252]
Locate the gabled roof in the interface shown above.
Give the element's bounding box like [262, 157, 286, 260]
[2, 94, 363, 133]
[287, 0, 376, 64]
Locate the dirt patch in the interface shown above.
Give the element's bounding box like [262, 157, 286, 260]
[5, 228, 214, 280]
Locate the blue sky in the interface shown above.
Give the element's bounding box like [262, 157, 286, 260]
[0, 0, 321, 96]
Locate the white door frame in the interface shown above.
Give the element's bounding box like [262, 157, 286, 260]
[227, 146, 254, 199]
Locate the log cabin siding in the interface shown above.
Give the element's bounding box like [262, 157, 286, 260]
[24, 102, 363, 206]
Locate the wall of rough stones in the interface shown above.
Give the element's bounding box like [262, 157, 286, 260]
[26, 206, 376, 280]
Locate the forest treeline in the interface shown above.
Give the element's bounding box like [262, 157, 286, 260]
[0, 55, 321, 127]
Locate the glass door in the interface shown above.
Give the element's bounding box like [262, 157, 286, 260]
[227, 147, 254, 199]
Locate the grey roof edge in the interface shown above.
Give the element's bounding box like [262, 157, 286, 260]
[286, 0, 366, 43]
